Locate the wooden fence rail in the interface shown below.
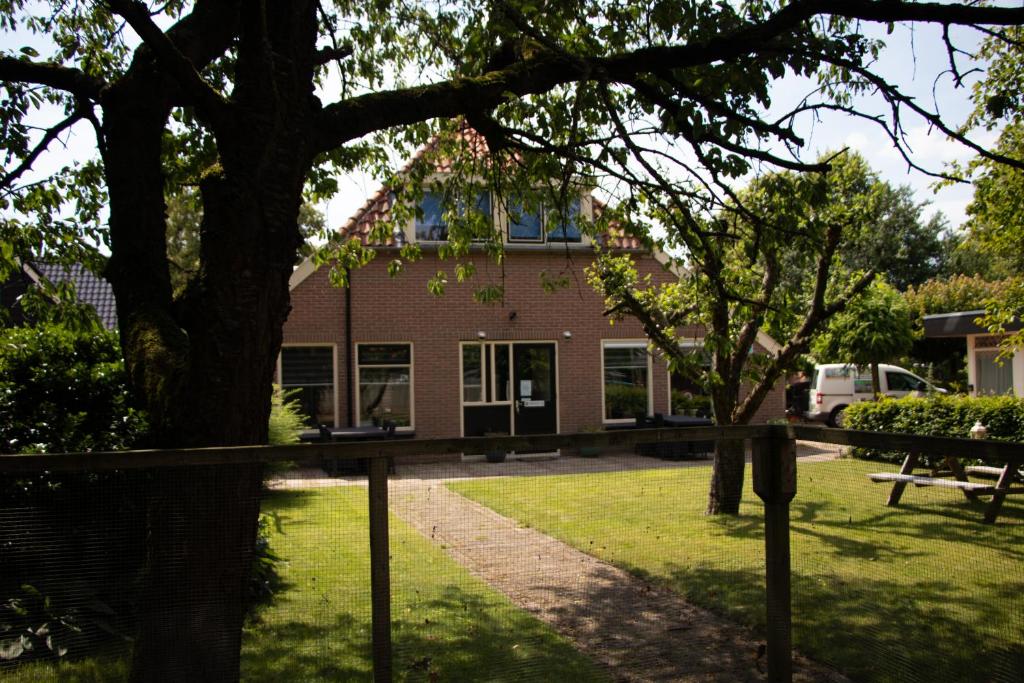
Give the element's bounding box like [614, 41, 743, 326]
[2, 425, 1023, 683]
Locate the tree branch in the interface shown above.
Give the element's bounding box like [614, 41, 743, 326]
[0, 106, 87, 190]
[106, 0, 229, 123]
[314, 0, 1024, 151]
[314, 45, 353, 65]
[0, 57, 104, 100]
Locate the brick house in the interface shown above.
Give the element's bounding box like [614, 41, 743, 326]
[282, 145, 784, 455]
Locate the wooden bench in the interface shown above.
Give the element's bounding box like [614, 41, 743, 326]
[867, 473, 997, 494]
[868, 452, 1023, 524]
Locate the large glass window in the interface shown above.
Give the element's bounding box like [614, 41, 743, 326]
[546, 196, 582, 243]
[415, 190, 491, 242]
[507, 196, 544, 241]
[976, 349, 1014, 395]
[462, 343, 511, 404]
[357, 344, 413, 427]
[415, 191, 447, 241]
[669, 346, 712, 418]
[603, 341, 650, 421]
[280, 346, 335, 428]
[463, 345, 483, 403]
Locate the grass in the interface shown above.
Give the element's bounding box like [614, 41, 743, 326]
[5, 486, 605, 682]
[449, 459, 1024, 683]
[241, 487, 606, 682]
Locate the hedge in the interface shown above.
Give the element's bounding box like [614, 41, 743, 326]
[844, 394, 1024, 464]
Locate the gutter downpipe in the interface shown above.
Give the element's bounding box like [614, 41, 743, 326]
[345, 267, 354, 428]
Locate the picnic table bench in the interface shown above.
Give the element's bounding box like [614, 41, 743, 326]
[868, 452, 1024, 523]
[300, 423, 412, 476]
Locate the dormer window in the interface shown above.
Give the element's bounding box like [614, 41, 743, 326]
[505, 195, 583, 244]
[508, 197, 544, 242]
[415, 190, 492, 242]
[546, 197, 581, 243]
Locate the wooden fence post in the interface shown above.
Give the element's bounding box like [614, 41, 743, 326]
[368, 456, 393, 683]
[752, 435, 797, 683]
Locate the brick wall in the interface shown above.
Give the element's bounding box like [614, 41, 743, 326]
[283, 248, 785, 438]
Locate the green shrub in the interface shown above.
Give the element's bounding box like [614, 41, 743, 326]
[0, 323, 146, 454]
[844, 394, 1024, 464]
[268, 385, 305, 446]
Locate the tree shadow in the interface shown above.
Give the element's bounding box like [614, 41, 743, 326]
[241, 583, 605, 682]
[656, 564, 1024, 683]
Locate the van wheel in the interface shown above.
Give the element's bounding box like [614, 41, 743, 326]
[828, 406, 847, 428]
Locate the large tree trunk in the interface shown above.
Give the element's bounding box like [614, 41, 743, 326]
[706, 437, 746, 515]
[98, 4, 318, 680]
[126, 171, 297, 680]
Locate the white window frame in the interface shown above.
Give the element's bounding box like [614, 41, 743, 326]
[407, 176, 496, 244]
[277, 343, 339, 428]
[354, 342, 415, 430]
[666, 339, 712, 416]
[601, 339, 653, 424]
[459, 341, 513, 406]
[496, 191, 594, 246]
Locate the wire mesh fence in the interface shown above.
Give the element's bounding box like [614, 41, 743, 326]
[0, 427, 1021, 682]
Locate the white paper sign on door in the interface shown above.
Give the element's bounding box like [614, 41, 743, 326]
[519, 380, 532, 397]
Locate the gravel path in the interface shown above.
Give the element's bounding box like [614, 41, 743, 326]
[388, 478, 846, 682]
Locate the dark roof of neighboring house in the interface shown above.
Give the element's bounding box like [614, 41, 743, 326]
[923, 310, 1023, 338]
[27, 262, 118, 329]
[336, 128, 644, 250]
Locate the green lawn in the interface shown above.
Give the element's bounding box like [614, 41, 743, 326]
[240, 487, 606, 682]
[450, 459, 1024, 683]
[6, 487, 605, 682]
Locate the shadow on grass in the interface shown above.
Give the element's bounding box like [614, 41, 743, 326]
[243, 584, 603, 682]
[391, 585, 603, 682]
[260, 488, 321, 513]
[654, 563, 1024, 683]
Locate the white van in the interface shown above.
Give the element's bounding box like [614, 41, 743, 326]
[805, 363, 943, 427]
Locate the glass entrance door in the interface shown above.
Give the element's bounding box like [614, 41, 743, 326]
[512, 343, 557, 435]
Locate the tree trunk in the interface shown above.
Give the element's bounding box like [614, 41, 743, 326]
[871, 361, 881, 397]
[706, 437, 746, 515]
[97, 4, 317, 678]
[130, 465, 264, 682]
[122, 172, 300, 682]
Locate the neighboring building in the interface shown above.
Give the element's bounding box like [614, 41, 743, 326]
[1, 261, 117, 329]
[924, 311, 1023, 397]
[282, 141, 785, 454]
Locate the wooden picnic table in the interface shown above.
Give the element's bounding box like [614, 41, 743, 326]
[868, 452, 1024, 523]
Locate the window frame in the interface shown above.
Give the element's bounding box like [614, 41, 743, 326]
[600, 339, 653, 424]
[505, 195, 546, 244]
[459, 341, 513, 406]
[975, 348, 1015, 396]
[666, 340, 713, 417]
[354, 342, 415, 430]
[277, 343, 338, 429]
[544, 195, 583, 243]
[412, 186, 494, 244]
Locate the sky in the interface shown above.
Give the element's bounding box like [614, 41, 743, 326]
[2, 11, 1000, 237]
[316, 20, 991, 234]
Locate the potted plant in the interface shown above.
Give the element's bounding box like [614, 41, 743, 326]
[483, 431, 508, 463]
[578, 426, 604, 457]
